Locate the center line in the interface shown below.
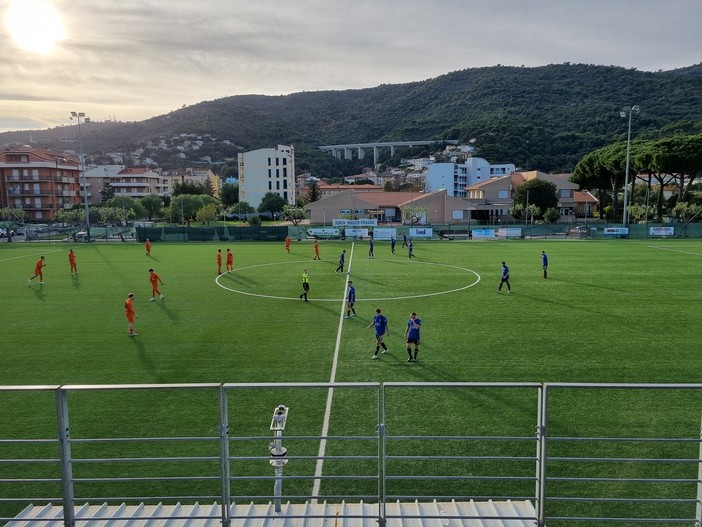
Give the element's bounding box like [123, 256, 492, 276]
[311, 242, 354, 502]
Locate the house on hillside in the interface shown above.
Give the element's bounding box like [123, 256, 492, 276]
[305, 189, 470, 225]
[464, 170, 598, 223]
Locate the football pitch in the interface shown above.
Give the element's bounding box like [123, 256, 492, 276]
[1, 238, 701, 520]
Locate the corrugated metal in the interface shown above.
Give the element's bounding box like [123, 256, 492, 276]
[8, 500, 536, 527]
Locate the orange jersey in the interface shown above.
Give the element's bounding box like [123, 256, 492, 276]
[285, 237, 291, 247]
[149, 272, 161, 285]
[314, 243, 319, 254]
[145, 241, 151, 249]
[226, 252, 233, 265]
[217, 252, 222, 264]
[34, 259, 45, 274]
[68, 253, 76, 264]
[124, 298, 135, 320]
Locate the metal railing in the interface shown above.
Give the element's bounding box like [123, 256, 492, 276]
[0, 383, 700, 527]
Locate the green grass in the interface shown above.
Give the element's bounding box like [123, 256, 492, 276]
[1, 239, 701, 522]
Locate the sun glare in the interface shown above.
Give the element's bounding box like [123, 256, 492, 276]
[6, 0, 66, 56]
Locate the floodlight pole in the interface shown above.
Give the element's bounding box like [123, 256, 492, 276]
[70, 112, 90, 242]
[621, 105, 640, 226]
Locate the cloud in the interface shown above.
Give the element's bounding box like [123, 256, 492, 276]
[0, 0, 700, 131]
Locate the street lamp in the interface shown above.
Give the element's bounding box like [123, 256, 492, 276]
[70, 111, 91, 242]
[620, 105, 640, 225]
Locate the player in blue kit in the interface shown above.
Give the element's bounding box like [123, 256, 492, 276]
[367, 308, 390, 359]
[345, 281, 356, 318]
[335, 250, 346, 273]
[391, 236, 396, 254]
[541, 251, 548, 279]
[497, 261, 511, 293]
[405, 312, 422, 362]
[368, 239, 374, 258]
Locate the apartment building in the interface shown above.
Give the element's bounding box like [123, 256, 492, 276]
[424, 157, 516, 198]
[238, 145, 295, 207]
[0, 147, 81, 221]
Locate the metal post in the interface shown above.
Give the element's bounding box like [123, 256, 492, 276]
[70, 112, 90, 242]
[621, 105, 639, 226]
[55, 389, 75, 527]
[535, 384, 548, 527]
[378, 384, 386, 527]
[218, 386, 231, 527]
[696, 412, 702, 525]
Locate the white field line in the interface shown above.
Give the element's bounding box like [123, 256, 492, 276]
[648, 245, 702, 257]
[0, 248, 64, 263]
[311, 242, 354, 503]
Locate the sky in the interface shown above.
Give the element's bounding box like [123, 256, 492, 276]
[1, 0, 700, 133]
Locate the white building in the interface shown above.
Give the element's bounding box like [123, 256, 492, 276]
[238, 145, 295, 207]
[424, 157, 516, 198]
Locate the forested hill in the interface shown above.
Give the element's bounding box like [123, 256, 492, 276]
[3, 63, 702, 173]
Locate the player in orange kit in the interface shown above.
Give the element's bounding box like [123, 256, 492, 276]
[125, 292, 138, 336]
[284, 235, 291, 253]
[148, 268, 164, 301]
[216, 249, 223, 274]
[28, 255, 46, 284]
[226, 248, 234, 273]
[145, 238, 152, 256]
[313, 240, 321, 260]
[68, 249, 78, 275]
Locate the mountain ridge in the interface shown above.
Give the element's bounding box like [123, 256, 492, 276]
[2, 62, 701, 173]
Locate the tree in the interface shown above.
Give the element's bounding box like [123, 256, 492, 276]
[283, 204, 307, 226]
[173, 181, 207, 195]
[140, 194, 164, 220]
[107, 195, 147, 221]
[196, 203, 219, 223]
[257, 192, 287, 219]
[627, 204, 649, 223]
[170, 194, 203, 224]
[220, 183, 239, 207]
[508, 203, 525, 221]
[543, 207, 559, 223]
[512, 179, 558, 219]
[307, 181, 321, 203]
[401, 206, 429, 225]
[100, 182, 115, 203]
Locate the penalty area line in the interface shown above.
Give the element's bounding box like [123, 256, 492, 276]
[648, 245, 702, 256]
[0, 248, 64, 263]
[311, 241, 354, 502]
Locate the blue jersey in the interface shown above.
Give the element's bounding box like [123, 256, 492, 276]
[347, 286, 355, 302]
[373, 314, 388, 336]
[501, 265, 510, 280]
[542, 253, 548, 266]
[407, 317, 421, 340]
[339, 252, 345, 264]
[369, 241, 374, 250]
[391, 237, 396, 247]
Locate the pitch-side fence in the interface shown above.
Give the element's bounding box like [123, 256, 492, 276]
[1, 383, 700, 526]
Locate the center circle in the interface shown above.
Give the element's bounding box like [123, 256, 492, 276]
[216, 259, 481, 301]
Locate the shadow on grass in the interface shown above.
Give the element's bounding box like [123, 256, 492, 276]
[226, 271, 255, 284]
[156, 299, 181, 323]
[554, 277, 629, 293]
[131, 337, 165, 382]
[32, 285, 47, 301]
[515, 291, 622, 318]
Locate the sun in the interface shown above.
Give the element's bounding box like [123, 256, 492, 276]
[6, 0, 66, 56]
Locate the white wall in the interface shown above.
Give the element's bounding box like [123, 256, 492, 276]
[238, 145, 296, 207]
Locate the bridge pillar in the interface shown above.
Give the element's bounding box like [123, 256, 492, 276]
[344, 148, 353, 160]
[373, 146, 379, 166]
[390, 145, 395, 157]
[358, 147, 365, 160]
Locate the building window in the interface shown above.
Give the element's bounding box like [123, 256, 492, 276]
[276, 169, 280, 178]
[268, 181, 272, 191]
[283, 180, 287, 189]
[560, 189, 571, 198]
[283, 167, 287, 177]
[268, 157, 271, 165]
[268, 169, 271, 178]
[284, 191, 288, 201]
[275, 158, 279, 166]
[498, 190, 509, 199]
[276, 181, 280, 190]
